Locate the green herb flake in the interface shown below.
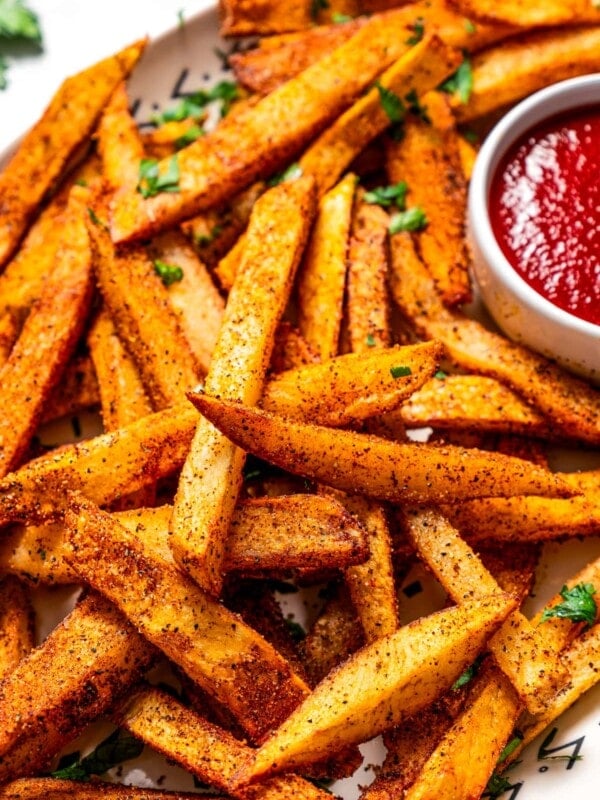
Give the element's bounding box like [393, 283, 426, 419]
[405, 88, 430, 123]
[0, 55, 7, 89]
[389, 207, 428, 234]
[364, 181, 408, 210]
[483, 773, 513, 798]
[406, 17, 425, 45]
[311, 0, 329, 20]
[390, 365, 412, 379]
[0, 0, 42, 42]
[464, 18, 477, 34]
[285, 618, 306, 643]
[153, 260, 184, 287]
[175, 123, 204, 150]
[177, 8, 185, 28]
[196, 224, 223, 247]
[332, 12, 353, 23]
[462, 128, 479, 144]
[137, 156, 180, 199]
[267, 162, 303, 187]
[540, 582, 597, 627]
[440, 57, 473, 105]
[50, 729, 144, 782]
[376, 81, 406, 124]
[366, 333, 376, 347]
[87, 207, 108, 230]
[498, 735, 523, 764]
[434, 369, 447, 380]
[452, 664, 476, 690]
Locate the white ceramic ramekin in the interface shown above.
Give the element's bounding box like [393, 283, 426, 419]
[468, 74, 600, 384]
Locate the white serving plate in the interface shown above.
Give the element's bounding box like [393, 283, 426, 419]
[3, 5, 600, 798]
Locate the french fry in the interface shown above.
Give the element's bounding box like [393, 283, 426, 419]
[0, 576, 34, 681]
[213, 230, 246, 292]
[88, 208, 202, 409]
[187, 393, 574, 504]
[454, 26, 600, 122]
[97, 82, 144, 190]
[42, 354, 100, 424]
[110, 9, 461, 243]
[299, 35, 461, 197]
[0, 592, 155, 781]
[296, 174, 356, 360]
[170, 175, 316, 595]
[0, 781, 208, 800]
[448, 0, 600, 26]
[0, 188, 93, 478]
[65, 495, 310, 742]
[388, 229, 600, 444]
[241, 593, 515, 780]
[269, 322, 319, 373]
[0, 40, 145, 268]
[386, 90, 470, 306]
[262, 342, 442, 427]
[219, 0, 314, 36]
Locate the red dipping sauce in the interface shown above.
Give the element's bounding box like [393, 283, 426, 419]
[489, 106, 600, 326]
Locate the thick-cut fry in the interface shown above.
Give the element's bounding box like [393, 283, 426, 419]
[97, 82, 144, 189]
[262, 342, 443, 427]
[241, 593, 515, 780]
[296, 174, 356, 360]
[188, 393, 574, 504]
[171, 176, 316, 595]
[448, 0, 600, 26]
[299, 35, 462, 197]
[110, 10, 461, 243]
[147, 230, 225, 372]
[0, 592, 155, 781]
[0, 189, 93, 478]
[386, 93, 470, 307]
[400, 373, 549, 435]
[219, 0, 314, 36]
[454, 26, 600, 122]
[0, 576, 34, 681]
[0, 40, 145, 267]
[388, 230, 600, 444]
[42, 354, 100, 423]
[0, 781, 208, 800]
[65, 496, 309, 742]
[89, 210, 201, 409]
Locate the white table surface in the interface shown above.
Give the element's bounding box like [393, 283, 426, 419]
[0, 0, 216, 154]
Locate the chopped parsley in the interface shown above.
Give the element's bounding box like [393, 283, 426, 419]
[406, 17, 425, 45]
[152, 81, 239, 125]
[464, 18, 477, 34]
[0, 0, 43, 89]
[153, 260, 184, 287]
[440, 56, 473, 104]
[498, 734, 523, 764]
[434, 369, 447, 380]
[540, 583, 597, 627]
[364, 181, 408, 210]
[87, 207, 108, 230]
[137, 156, 180, 199]
[0, 55, 7, 89]
[50, 729, 143, 782]
[390, 365, 412, 378]
[462, 127, 479, 144]
[311, 0, 329, 20]
[195, 224, 223, 247]
[405, 88, 430, 123]
[366, 333, 376, 347]
[483, 773, 513, 798]
[267, 162, 303, 187]
[376, 81, 406, 124]
[175, 123, 204, 150]
[332, 12, 353, 23]
[389, 207, 428, 234]
[452, 663, 477, 690]
[285, 618, 306, 643]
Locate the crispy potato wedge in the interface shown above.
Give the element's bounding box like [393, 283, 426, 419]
[97, 82, 144, 189]
[262, 342, 443, 427]
[296, 173, 356, 360]
[188, 393, 574, 503]
[0, 40, 145, 267]
[0, 576, 34, 681]
[0, 780, 207, 800]
[241, 593, 515, 779]
[448, 0, 600, 26]
[89, 210, 201, 409]
[42, 354, 100, 424]
[0, 190, 93, 478]
[454, 26, 600, 122]
[110, 10, 458, 243]
[0, 592, 154, 781]
[388, 229, 600, 444]
[65, 496, 309, 742]
[219, 0, 313, 36]
[171, 175, 316, 595]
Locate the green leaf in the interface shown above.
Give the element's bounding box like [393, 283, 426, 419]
[0, 54, 8, 90]
[376, 81, 406, 124]
[175, 123, 204, 150]
[266, 162, 303, 187]
[405, 88, 430, 123]
[390, 365, 412, 378]
[332, 12, 353, 23]
[389, 207, 428, 234]
[434, 369, 447, 380]
[440, 57, 473, 104]
[195, 224, 223, 247]
[452, 663, 476, 690]
[153, 259, 184, 287]
[540, 583, 597, 627]
[464, 18, 477, 34]
[406, 16, 425, 45]
[498, 735, 523, 764]
[364, 181, 408, 210]
[152, 96, 204, 125]
[51, 730, 143, 782]
[87, 207, 108, 230]
[0, 0, 42, 42]
[366, 333, 376, 347]
[137, 156, 180, 199]
[483, 773, 513, 798]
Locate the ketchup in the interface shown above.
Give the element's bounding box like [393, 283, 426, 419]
[489, 106, 600, 326]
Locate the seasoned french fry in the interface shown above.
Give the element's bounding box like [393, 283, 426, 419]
[97, 82, 144, 189]
[42, 354, 100, 423]
[171, 175, 316, 595]
[0, 40, 145, 267]
[88, 208, 201, 409]
[0, 781, 208, 800]
[299, 35, 462, 197]
[219, 0, 314, 36]
[269, 322, 319, 372]
[188, 393, 574, 504]
[0, 189, 93, 478]
[241, 593, 515, 779]
[388, 230, 600, 444]
[65, 495, 309, 742]
[0, 592, 155, 781]
[296, 174, 356, 360]
[0, 576, 34, 681]
[448, 0, 600, 26]
[454, 26, 600, 122]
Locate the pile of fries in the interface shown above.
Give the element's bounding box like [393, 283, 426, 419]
[1, 0, 600, 798]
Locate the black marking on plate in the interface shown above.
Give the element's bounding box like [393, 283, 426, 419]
[538, 726, 585, 770]
[402, 580, 423, 598]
